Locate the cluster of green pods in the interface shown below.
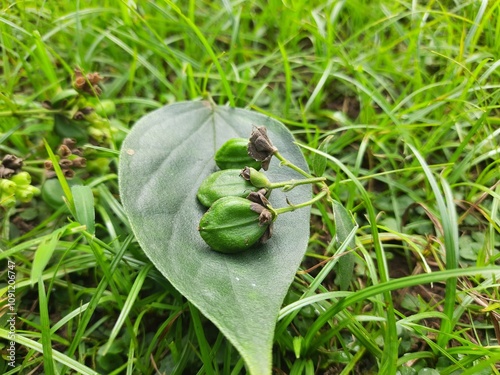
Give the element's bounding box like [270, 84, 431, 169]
[197, 138, 274, 254]
[0, 172, 41, 208]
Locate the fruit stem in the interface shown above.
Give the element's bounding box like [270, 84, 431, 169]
[273, 190, 328, 215]
[268, 176, 326, 191]
[274, 151, 314, 179]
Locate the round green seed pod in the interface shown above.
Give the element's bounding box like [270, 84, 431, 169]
[240, 167, 271, 188]
[10, 171, 31, 186]
[0, 193, 16, 208]
[94, 100, 116, 117]
[198, 196, 272, 253]
[15, 185, 41, 203]
[214, 138, 262, 170]
[0, 179, 17, 195]
[197, 169, 260, 208]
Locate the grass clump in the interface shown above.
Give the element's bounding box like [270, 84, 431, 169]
[1, 1, 499, 374]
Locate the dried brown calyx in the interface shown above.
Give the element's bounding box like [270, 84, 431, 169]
[0, 154, 23, 178]
[73, 67, 103, 96]
[248, 126, 278, 171]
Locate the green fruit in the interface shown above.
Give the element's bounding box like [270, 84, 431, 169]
[94, 100, 116, 117]
[0, 179, 17, 195]
[214, 138, 262, 170]
[0, 193, 16, 208]
[42, 177, 83, 209]
[197, 169, 260, 208]
[198, 196, 273, 253]
[240, 167, 271, 188]
[15, 185, 41, 203]
[10, 172, 31, 186]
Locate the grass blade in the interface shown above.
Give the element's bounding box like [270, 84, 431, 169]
[60, 235, 133, 375]
[297, 143, 399, 373]
[102, 264, 152, 355]
[38, 277, 55, 374]
[72, 185, 95, 235]
[30, 226, 65, 286]
[162, 0, 235, 106]
[331, 199, 356, 290]
[43, 139, 74, 214]
[189, 303, 216, 375]
[0, 328, 99, 375]
[408, 144, 459, 349]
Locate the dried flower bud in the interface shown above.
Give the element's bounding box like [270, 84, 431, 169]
[87, 72, 103, 85]
[91, 84, 102, 96]
[71, 157, 87, 168]
[0, 166, 15, 179]
[73, 111, 85, 120]
[71, 148, 83, 157]
[62, 138, 77, 149]
[2, 154, 23, 170]
[73, 68, 103, 96]
[63, 169, 75, 178]
[80, 107, 94, 115]
[58, 144, 72, 158]
[248, 126, 278, 170]
[74, 76, 86, 90]
[258, 224, 273, 244]
[249, 202, 274, 226]
[246, 189, 270, 207]
[44, 160, 54, 170]
[59, 159, 73, 169]
[215, 138, 262, 170]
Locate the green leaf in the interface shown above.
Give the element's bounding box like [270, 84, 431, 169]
[38, 277, 56, 374]
[43, 138, 74, 214]
[332, 199, 356, 291]
[72, 185, 95, 235]
[311, 135, 332, 177]
[30, 226, 65, 286]
[119, 101, 311, 375]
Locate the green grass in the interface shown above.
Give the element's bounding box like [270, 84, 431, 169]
[1, 0, 499, 374]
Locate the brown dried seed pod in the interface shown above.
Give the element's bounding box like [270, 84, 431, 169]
[73, 111, 85, 120]
[87, 72, 103, 85]
[59, 159, 73, 169]
[44, 160, 54, 170]
[71, 148, 83, 157]
[0, 166, 16, 178]
[80, 107, 94, 115]
[73, 68, 103, 96]
[2, 154, 23, 170]
[58, 144, 72, 158]
[74, 76, 86, 90]
[71, 157, 87, 168]
[91, 84, 102, 96]
[248, 126, 278, 170]
[62, 138, 77, 149]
